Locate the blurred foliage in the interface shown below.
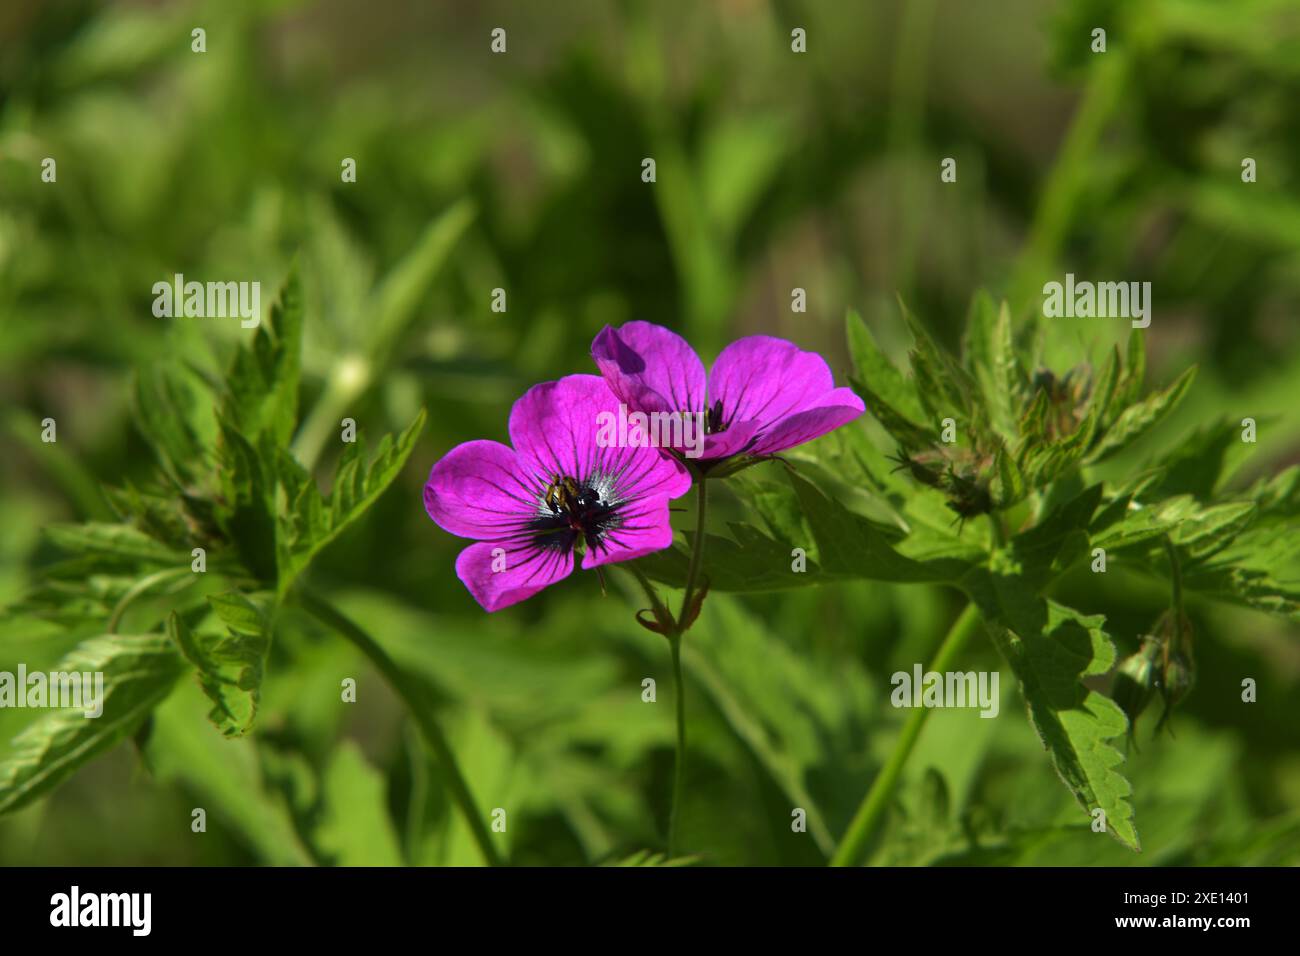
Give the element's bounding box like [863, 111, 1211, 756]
[0, 0, 1297, 866]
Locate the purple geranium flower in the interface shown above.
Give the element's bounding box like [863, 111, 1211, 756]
[424, 374, 691, 612]
[591, 321, 865, 465]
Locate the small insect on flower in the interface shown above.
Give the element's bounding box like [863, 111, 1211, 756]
[543, 475, 606, 525]
[423, 375, 691, 611]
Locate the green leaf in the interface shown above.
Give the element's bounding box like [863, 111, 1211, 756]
[214, 416, 278, 582]
[639, 521, 821, 593]
[1116, 328, 1147, 411]
[962, 294, 1025, 439]
[992, 443, 1028, 508]
[789, 473, 974, 583]
[276, 409, 427, 596]
[847, 311, 925, 423]
[742, 474, 811, 549]
[133, 363, 209, 485]
[1169, 501, 1256, 560]
[220, 267, 304, 447]
[1146, 418, 1259, 500]
[961, 572, 1139, 850]
[1182, 565, 1300, 619]
[0, 634, 186, 814]
[168, 593, 272, 737]
[1008, 484, 1103, 588]
[904, 307, 975, 426]
[1092, 495, 1255, 560]
[313, 740, 404, 866]
[1091, 366, 1197, 462]
[849, 376, 938, 450]
[45, 522, 186, 566]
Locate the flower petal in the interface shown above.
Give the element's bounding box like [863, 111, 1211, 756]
[746, 387, 866, 456]
[708, 335, 841, 426]
[582, 493, 678, 569]
[454, 539, 574, 612]
[699, 418, 761, 460]
[592, 322, 707, 417]
[509, 374, 691, 501]
[424, 440, 542, 540]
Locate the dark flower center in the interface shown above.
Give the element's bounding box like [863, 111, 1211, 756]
[705, 398, 727, 435]
[528, 473, 620, 551]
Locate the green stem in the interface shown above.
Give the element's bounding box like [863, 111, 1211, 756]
[830, 601, 983, 866]
[989, 511, 1008, 550]
[678, 477, 709, 622]
[298, 589, 504, 867]
[667, 477, 709, 854]
[667, 631, 687, 857]
[107, 567, 191, 633]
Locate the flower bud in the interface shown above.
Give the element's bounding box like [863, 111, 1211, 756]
[1112, 638, 1160, 747]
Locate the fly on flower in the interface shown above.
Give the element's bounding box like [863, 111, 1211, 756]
[423, 374, 691, 611]
[591, 321, 865, 473]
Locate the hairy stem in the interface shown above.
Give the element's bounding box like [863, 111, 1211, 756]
[678, 478, 710, 622]
[666, 478, 709, 854]
[830, 601, 983, 866]
[667, 631, 687, 856]
[298, 589, 504, 867]
[107, 567, 191, 633]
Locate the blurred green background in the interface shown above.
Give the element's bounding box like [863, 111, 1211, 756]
[1, 0, 1298, 865]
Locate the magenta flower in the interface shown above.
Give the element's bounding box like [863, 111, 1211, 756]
[424, 374, 691, 612]
[591, 321, 865, 464]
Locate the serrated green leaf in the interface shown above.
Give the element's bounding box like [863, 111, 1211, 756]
[220, 268, 303, 447]
[1092, 495, 1256, 560]
[847, 311, 925, 422]
[1091, 366, 1197, 462]
[963, 295, 1025, 440]
[850, 375, 939, 450]
[903, 306, 976, 427]
[168, 593, 271, 737]
[789, 473, 973, 583]
[1007, 484, 1102, 588]
[992, 443, 1028, 508]
[276, 409, 427, 596]
[44, 522, 186, 566]
[1181, 565, 1300, 619]
[639, 521, 821, 593]
[1169, 501, 1256, 560]
[1147, 418, 1259, 500]
[133, 364, 209, 485]
[1117, 328, 1146, 412]
[215, 415, 277, 582]
[961, 572, 1138, 850]
[0, 634, 186, 814]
